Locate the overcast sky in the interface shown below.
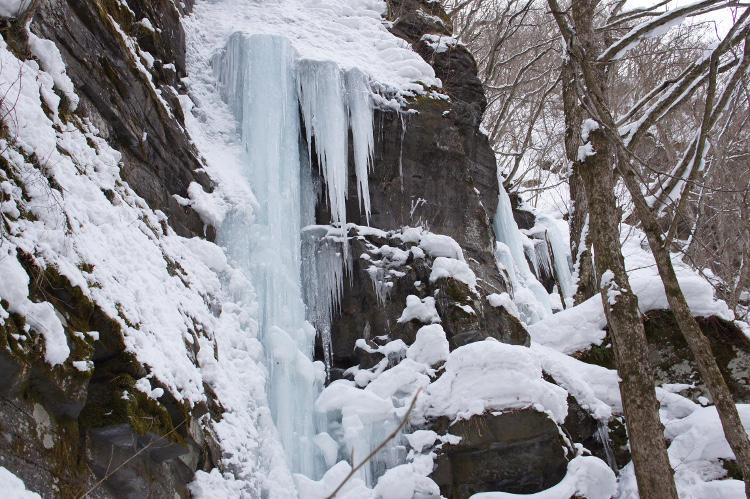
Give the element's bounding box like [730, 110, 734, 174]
[624, 0, 740, 39]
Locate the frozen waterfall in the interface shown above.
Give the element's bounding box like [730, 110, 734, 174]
[213, 32, 376, 480]
[493, 183, 553, 323]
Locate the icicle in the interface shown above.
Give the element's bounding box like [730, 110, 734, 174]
[398, 111, 407, 190]
[596, 420, 618, 471]
[346, 68, 375, 224]
[297, 61, 350, 226]
[301, 226, 348, 379]
[533, 238, 553, 281]
[537, 215, 575, 301]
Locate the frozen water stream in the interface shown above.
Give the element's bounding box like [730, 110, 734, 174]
[212, 32, 376, 481]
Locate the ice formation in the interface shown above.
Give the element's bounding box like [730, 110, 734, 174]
[493, 183, 553, 322]
[212, 28, 381, 479]
[534, 215, 575, 303]
[213, 33, 324, 477]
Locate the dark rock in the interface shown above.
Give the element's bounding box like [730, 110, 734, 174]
[387, 0, 453, 44]
[643, 310, 750, 403]
[86, 425, 193, 499]
[577, 310, 750, 403]
[30, 0, 209, 239]
[509, 193, 535, 230]
[320, 229, 529, 375]
[431, 409, 569, 497]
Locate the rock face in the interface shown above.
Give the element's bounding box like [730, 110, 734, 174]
[430, 410, 569, 498]
[0, 252, 212, 498]
[577, 310, 750, 404]
[0, 2, 221, 498]
[335, 0, 502, 293]
[0, 1, 621, 498]
[643, 310, 750, 403]
[30, 0, 211, 239]
[572, 309, 750, 470]
[319, 227, 528, 381]
[312, 2, 574, 497]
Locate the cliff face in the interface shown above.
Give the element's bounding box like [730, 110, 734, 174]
[31, 0, 209, 239]
[1, 2, 222, 497]
[0, 0, 558, 495]
[2, 1, 747, 498]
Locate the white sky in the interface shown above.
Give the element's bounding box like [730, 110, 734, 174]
[624, 0, 740, 39]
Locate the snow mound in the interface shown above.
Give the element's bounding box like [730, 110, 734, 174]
[423, 339, 569, 423]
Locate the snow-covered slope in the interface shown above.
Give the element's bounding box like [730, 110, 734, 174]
[1, 0, 747, 497]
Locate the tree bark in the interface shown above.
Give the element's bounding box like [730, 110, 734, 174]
[619, 157, 750, 497]
[580, 128, 679, 499]
[561, 57, 596, 304]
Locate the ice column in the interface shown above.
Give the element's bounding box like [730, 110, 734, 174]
[214, 33, 323, 478]
[214, 31, 379, 480]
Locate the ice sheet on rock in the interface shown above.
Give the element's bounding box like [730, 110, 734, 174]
[493, 184, 552, 323]
[534, 215, 574, 302]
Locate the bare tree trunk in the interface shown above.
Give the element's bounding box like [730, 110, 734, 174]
[580, 128, 679, 499]
[561, 57, 596, 304]
[619, 158, 750, 497]
[551, 2, 679, 495]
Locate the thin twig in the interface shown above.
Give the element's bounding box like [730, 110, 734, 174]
[326, 388, 423, 499]
[78, 419, 186, 498]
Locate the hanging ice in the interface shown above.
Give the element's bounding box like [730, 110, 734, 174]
[493, 183, 552, 323]
[297, 62, 375, 226]
[213, 31, 378, 482]
[213, 33, 323, 478]
[535, 215, 575, 303]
